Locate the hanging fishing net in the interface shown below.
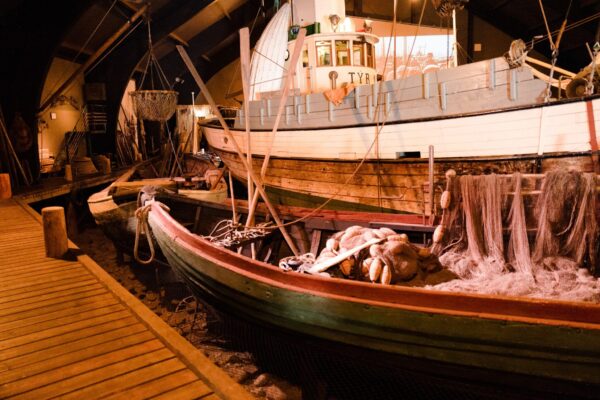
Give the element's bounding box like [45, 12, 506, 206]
[130, 7, 178, 122]
[430, 171, 600, 302]
[130, 90, 178, 121]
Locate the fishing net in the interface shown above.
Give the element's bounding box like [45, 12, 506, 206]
[430, 171, 600, 302]
[130, 90, 178, 122]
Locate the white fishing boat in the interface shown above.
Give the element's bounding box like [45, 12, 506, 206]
[199, 0, 599, 215]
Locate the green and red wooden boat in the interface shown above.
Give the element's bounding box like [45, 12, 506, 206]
[144, 195, 600, 396]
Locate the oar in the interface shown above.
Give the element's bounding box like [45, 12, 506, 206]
[177, 45, 300, 256]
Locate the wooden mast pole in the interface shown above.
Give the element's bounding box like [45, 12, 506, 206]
[38, 5, 148, 115]
[239, 28, 255, 224]
[393, 0, 397, 80]
[452, 9, 458, 67]
[245, 29, 306, 226]
[176, 45, 300, 256]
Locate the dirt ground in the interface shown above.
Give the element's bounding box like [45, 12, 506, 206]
[73, 226, 301, 400]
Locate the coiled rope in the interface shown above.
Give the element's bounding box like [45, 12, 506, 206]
[203, 219, 272, 248]
[279, 253, 316, 273]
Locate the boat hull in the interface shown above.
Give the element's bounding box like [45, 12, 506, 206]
[148, 202, 600, 387]
[212, 148, 594, 214]
[204, 97, 599, 214]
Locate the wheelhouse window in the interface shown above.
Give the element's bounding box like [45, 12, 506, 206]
[366, 42, 375, 68]
[316, 40, 332, 66]
[352, 42, 364, 66]
[335, 40, 350, 66]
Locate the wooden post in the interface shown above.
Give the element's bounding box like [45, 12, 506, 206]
[42, 206, 68, 258]
[0, 173, 11, 199]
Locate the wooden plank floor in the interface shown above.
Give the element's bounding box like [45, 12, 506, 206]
[0, 199, 253, 399]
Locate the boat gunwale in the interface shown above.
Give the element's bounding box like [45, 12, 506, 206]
[200, 92, 600, 133]
[212, 147, 596, 165]
[148, 201, 600, 330]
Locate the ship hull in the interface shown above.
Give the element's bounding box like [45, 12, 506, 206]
[204, 96, 599, 214]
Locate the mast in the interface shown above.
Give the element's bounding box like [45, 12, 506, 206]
[393, 0, 398, 80]
[452, 9, 458, 67]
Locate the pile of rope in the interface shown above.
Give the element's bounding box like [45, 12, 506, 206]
[430, 171, 600, 302]
[203, 219, 272, 248]
[279, 253, 316, 273]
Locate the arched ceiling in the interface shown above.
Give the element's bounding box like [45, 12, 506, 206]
[5, 0, 600, 112]
[55, 0, 600, 96]
[1, 0, 600, 168]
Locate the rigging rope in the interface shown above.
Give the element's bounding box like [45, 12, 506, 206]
[532, 11, 600, 47]
[539, 0, 573, 102]
[537, 0, 555, 50]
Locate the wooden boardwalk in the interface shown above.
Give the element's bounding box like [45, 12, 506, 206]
[0, 199, 253, 399]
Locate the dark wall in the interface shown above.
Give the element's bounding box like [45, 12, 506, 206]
[0, 0, 94, 183]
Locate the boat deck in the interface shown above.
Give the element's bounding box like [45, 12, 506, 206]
[0, 198, 253, 399]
